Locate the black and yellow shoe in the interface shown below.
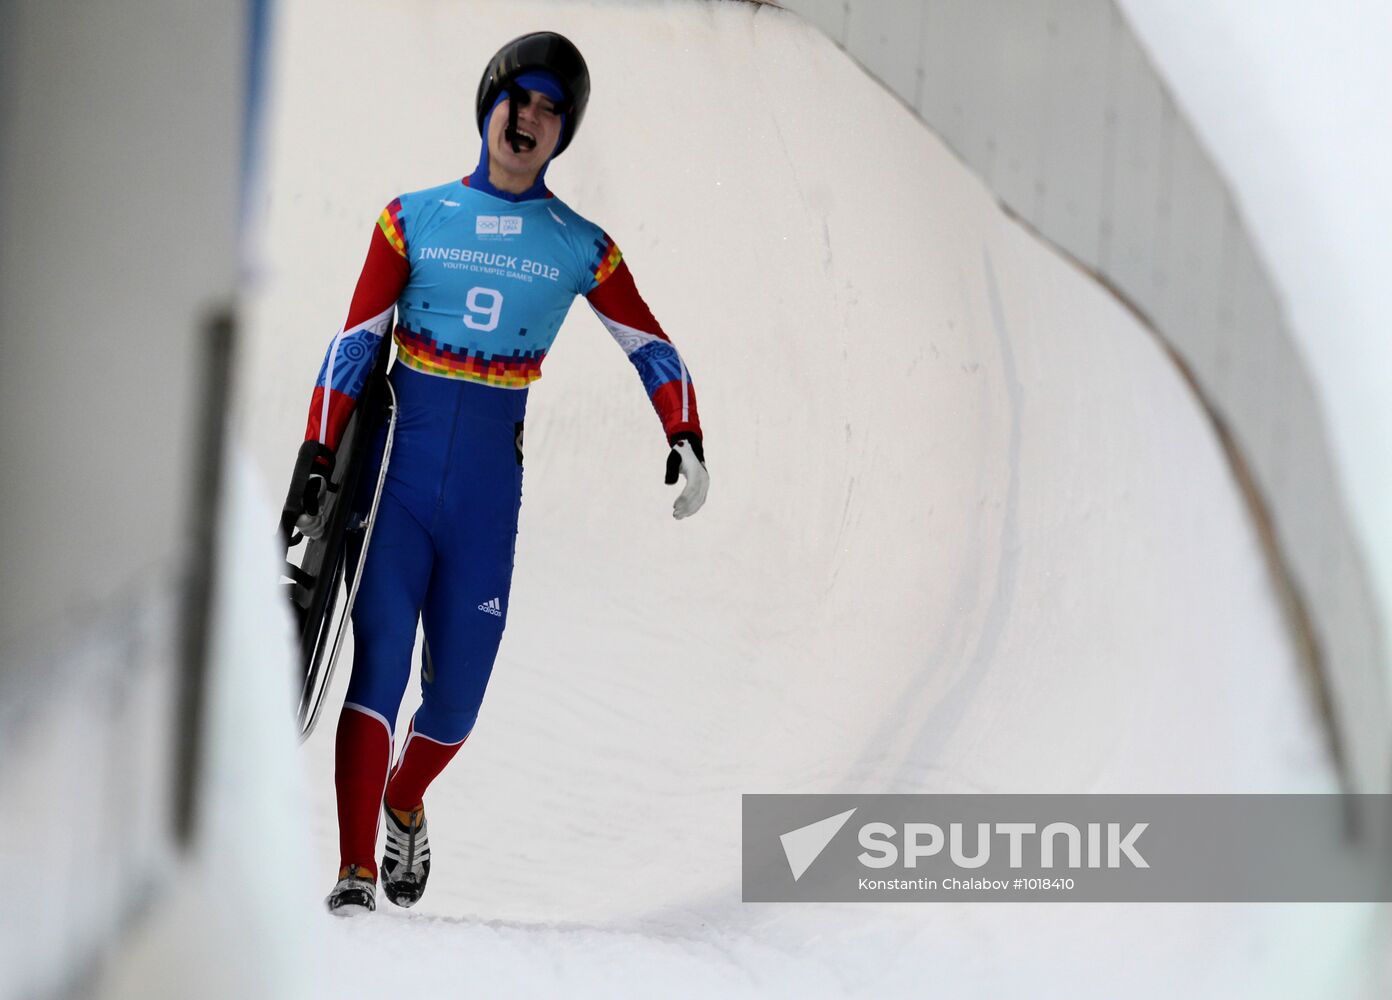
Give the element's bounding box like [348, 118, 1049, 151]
[381, 802, 431, 908]
[325, 863, 376, 916]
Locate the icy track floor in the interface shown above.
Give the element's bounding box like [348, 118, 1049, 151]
[202, 0, 1392, 996]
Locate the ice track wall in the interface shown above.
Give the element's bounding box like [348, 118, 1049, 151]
[0, 3, 247, 997]
[779, 0, 1390, 795]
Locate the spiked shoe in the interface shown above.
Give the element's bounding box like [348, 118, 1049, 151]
[380, 802, 431, 908]
[326, 863, 376, 916]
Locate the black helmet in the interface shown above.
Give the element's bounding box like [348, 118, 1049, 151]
[475, 32, 590, 158]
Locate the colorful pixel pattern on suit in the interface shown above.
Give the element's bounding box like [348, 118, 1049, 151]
[305, 179, 701, 449]
[394, 322, 546, 387]
[377, 198, 407, 256]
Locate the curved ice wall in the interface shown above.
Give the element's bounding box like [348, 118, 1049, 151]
[779, 0, 1390, 794]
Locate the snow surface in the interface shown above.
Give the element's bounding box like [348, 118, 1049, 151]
[204, 0, 1389, 995]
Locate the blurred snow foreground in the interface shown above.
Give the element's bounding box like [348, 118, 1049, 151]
[8, 0, 1385, 997]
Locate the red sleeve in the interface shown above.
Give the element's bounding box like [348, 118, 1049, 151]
[304, 201, 410, 451]
[587, 256, 702, 444]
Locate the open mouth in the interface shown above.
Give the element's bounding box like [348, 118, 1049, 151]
[506, 127, 538, 153]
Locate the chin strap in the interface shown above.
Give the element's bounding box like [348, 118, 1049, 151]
[501, 85, 523, 152]
[504, 83, 527, 153]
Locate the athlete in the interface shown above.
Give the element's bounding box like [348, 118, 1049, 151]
[288, 32, 708, 915]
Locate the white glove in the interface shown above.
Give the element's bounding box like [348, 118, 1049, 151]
[294, 473, 332, 540]
[664, 436, 708, 520]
